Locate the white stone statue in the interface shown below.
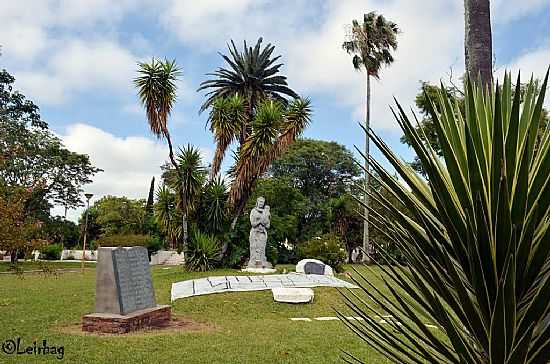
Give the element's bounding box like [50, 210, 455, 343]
[246, 196, 273, 271]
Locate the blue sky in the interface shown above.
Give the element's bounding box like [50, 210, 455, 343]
[1, 0, 549, 221]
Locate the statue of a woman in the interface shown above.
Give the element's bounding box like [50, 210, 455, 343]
[247, 196, 272, 269]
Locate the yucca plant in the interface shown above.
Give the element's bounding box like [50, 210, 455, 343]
[209, 95, 311, 228]
[154, 185, 181, 248]
[341, 71, 550, 364]
[200, 176, 229, 235]
[185, 229, 220, 272]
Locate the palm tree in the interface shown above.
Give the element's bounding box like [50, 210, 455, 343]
[208, 94, 246, 179]
[343, 12, 399, 263]
[225, 97, 311, 228]
[198, 38, 298, 176]
[154, 184, 180, 248]
[200, 176, 228, 235]
[163, 145, 207, 248]
[464, 0, 492, 86]
[134, 58, 184, 249]
[341, 72, 550, 364]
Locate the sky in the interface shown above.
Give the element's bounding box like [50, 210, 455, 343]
[1, 0, 549, 222]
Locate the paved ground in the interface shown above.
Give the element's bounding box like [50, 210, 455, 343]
[171, 273, 358, 301]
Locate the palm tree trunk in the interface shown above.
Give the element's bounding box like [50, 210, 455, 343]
[363, 74, 371, 263]
[230, 198, 247, 230]
[464, 0, 492, 87]
[165, 131, 187, 260]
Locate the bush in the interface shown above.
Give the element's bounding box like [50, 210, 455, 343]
[298, 233, 347, 272]
[185, 230, 220, 272]
[266, 239, 278, 265]
[41, 244, 62, 260]
[95, 234, 151, 247]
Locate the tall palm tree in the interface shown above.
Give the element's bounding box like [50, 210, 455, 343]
[343, 12, 399, 263]
[464, 0, 492, 87]
[134, 58, 184, 249]
[198, 38, 298, 177]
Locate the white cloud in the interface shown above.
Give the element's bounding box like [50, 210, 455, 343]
[1, 1, 147, 105]
[159, 0, 466, 130]
[160, 0, 311, 51]
[52, 123, 212, 222]
[286, 0, 464, 129]
[14, 39, 143, 105]
[492, 0, 549, 23]
[496, 47, 550, 107]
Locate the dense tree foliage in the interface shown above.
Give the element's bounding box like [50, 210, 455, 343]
[90, 196, 146, 236]
[0, 187, 49, 262]
[270, 139, 360, 200]
[0, 70, 101, 212]
[223, 139, 366, 265]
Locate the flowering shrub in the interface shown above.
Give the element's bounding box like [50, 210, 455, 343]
[298, 233, 347, 272]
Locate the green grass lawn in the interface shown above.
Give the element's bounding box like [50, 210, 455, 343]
[0, 262, 397, 363]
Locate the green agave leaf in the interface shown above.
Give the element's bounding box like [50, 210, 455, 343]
[343, 72, 549, 364]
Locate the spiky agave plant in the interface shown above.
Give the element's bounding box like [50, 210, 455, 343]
[340, 71, 550, 364]
[185, 229, 220, 272]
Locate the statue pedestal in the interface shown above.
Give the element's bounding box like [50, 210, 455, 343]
[242, 267, 277, 274]
[243, 260, 276, 274]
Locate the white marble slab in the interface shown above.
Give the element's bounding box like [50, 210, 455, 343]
[272, 287, 314, 303]
[170, 273, 358, 301]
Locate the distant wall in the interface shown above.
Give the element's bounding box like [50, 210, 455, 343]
[61, 249, 98, 261]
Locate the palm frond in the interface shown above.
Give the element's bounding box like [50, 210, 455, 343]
[134, 58, 181, 138]
[197, 38, 298, 113]
[208, 94, 245, 177]
[343, 12, 399, 77]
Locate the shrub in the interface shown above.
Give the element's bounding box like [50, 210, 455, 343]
[41, 244, 62, 260]
[185, 230, 220, 272]
[266, 239, 279, 265]
[298, 233, 347, 272]
[95, 234, 152, 247]
[341, 74, 550, 363]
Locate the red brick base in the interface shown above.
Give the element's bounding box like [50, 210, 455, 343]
[82, 305, 171, 334]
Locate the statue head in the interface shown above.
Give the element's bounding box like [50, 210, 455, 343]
[256, 196, 265, 209]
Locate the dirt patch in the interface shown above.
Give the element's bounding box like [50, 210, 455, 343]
[56, 315, 216, 337]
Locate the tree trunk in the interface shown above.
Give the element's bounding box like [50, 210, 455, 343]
[10, 250, 17, 264]
[165, 131, 186, 261]
[362, 74, 371, 263]
[464, 0, 493, 87]
[230, 198, 247, 230]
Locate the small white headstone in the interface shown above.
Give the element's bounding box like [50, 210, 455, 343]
[295, 259, 333, 276]
[272, 287, 314, 303]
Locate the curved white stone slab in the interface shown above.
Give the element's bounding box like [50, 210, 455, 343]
[170, 273, 357, 301]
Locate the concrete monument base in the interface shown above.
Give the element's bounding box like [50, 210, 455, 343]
[242, 267, 277, 274]
[82, 305, 171, 334]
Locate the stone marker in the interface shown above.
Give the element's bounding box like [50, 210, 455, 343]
[296, 259, 334, 276]
[82, 247, 170, 334]
[272, 287, 314, 303]
[243, 197, 276, 273]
